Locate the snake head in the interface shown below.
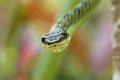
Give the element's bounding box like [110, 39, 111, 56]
[41, 29, 71, 52]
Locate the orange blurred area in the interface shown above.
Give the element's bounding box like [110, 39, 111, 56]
[21, 0, 55, 24]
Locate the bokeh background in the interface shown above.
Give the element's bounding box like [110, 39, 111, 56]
[0, 0, 112, 80]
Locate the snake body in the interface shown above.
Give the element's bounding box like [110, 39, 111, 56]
[41, 0, 101, 52]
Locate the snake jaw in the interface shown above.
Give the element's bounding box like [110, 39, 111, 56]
[41, 30, 71, 52]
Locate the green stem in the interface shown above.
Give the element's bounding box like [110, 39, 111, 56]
[32, 51, 65, 80]
[32, 0, 101, 80]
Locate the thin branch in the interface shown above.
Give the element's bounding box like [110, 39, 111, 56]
[111, 0, 120, 80]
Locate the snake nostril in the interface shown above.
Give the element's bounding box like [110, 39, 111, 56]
[41, 37, 46, 44]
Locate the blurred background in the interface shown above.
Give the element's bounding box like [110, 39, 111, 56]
[0, 0, 112, 80]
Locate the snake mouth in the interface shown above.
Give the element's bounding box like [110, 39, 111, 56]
[41, 38, 64, 45]
[41, 34, 68, 45]
[42, 36, 71, 52]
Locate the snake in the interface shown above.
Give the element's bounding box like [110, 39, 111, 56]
[41, 0, 101, 52]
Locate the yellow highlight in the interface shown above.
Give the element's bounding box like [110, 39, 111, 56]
[42, 36, 71, 52]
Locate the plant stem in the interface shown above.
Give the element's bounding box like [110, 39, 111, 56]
[111, 0, 120, 80]
[32, 51, 66, 80]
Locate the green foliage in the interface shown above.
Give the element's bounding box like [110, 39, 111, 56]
[0, 45, 17, 79]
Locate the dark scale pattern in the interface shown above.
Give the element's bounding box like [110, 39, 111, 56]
[41, 0, 100, 47]
[54, 0, 98, 31]
[41, 28, 69, 45]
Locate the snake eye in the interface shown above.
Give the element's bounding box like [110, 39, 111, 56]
[41, 37, 46, 44]
[62, 31, 69, 39]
